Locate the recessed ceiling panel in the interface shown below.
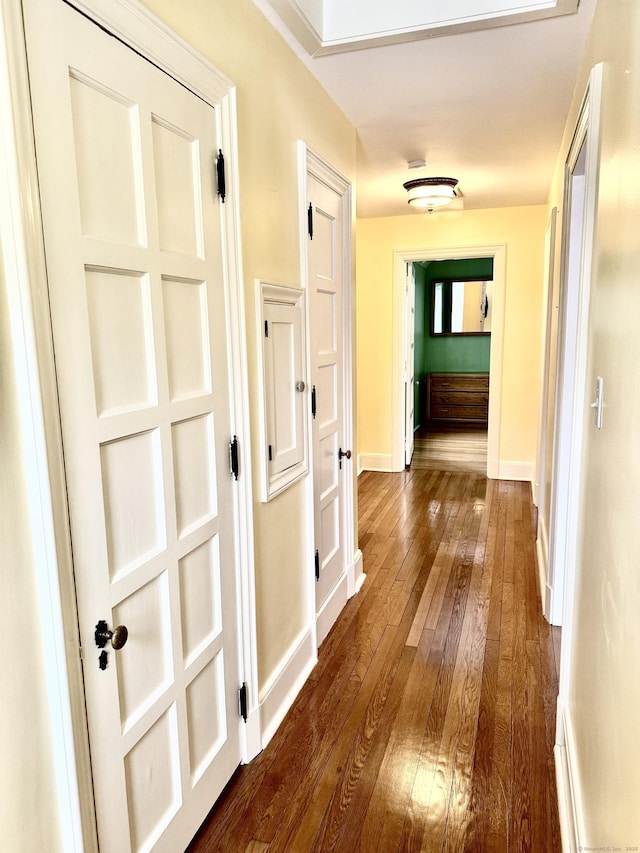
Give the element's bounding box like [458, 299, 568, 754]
[261, 0, 579, 55]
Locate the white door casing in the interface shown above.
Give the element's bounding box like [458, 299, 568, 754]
[547, 163, 586, 628]
[534, 206, 558, 617]
[20, 0, 258, 850]
[405, 263, 416, 466]
[392, 245, 506, 477]
[552, 63, 603, 848]
[547, 68, 603, 633]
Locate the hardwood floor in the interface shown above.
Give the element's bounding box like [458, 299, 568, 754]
[411, 425, 488, 475]
[189, 470, 561, 852]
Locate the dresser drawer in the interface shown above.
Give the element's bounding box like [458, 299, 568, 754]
[431, 391, 489, 407]
[430, 403, 489, 422]
[430, 373, 489, 392]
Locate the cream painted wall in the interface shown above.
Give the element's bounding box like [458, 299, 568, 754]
[357, 206, 547, 470]
[544, 0, 640, 845]
[139, 0, 356, 686]
[0, 256, 62, 851]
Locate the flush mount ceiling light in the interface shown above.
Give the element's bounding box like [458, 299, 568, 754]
[403, 176, 459, 209]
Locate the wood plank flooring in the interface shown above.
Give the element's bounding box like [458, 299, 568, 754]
[411, 426, 488, 475]
[188, 470, 561, 853]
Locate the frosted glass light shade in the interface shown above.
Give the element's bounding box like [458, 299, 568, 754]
[403, 177, 458, 209]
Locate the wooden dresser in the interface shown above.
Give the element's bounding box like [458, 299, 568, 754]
[427, 372, 489, 425]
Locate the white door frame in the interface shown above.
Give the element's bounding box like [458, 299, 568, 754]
[392, 244, 506, 478]
[298, 142, 362, 651]
[404, 263, 416, 466]
[0, 1, 259, 848]
[547, 63, 603, 630]
[551, 63, 603, 851]
[533, 206, 558, 617]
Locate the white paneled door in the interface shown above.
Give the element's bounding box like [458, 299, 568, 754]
[23, 1, 243, 850]
[308, 171, 349, 644]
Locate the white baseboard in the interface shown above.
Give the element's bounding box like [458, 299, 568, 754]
[360, 452, 534, 482]
[536, 515, 549, 620]
[349, 548, 365, 598]
[316, 570, 348, 646]
[258, 552, 362, 751]
[258, 627, 317, 749]
[496, 460, 536, 481]
[241, 706, 262, 763]
[555, 706, 584, 852]
[358, 452, 404, 473]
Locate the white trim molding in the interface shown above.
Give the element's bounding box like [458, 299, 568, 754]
[258, 628, 317, 749]
[555, 705, 584, 853]
[316, 572, 349, 646]
[553, 61, 604, 853]
[495, 460, 535, 482]
[392, 244, 506, 479]
[535, 514, 551, 620]
[358, 451, 404, 473]
[351, 548, 365, 597]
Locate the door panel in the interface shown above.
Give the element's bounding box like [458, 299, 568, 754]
[23, 1, 241, 850]
[264, 301, 304, 474]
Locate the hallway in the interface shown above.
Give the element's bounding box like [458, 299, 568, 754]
[189, 469, 561, 852]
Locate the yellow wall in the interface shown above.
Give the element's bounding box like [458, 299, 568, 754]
[544, 0, 640, 843]
[356, 206, 547, 469]
[140, 0, 356, 687]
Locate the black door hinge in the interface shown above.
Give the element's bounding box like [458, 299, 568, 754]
[239, 682, 248, 722]
[229, 435, 239, 480]
[308, 202, 313, 240]
[311, 385, 317, 419]
[216, 149, 226, 203]
[268, 444, 273, 461]
[315, 549, 320, 581]
[264, 319, 269, 337]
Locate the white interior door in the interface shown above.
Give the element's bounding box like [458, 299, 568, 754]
[24, 1, 242, 850]
[308, 172, 349, 645]
[405, 263, 416, 466]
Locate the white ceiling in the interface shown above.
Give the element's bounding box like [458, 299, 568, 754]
[252, 0, 596, 217]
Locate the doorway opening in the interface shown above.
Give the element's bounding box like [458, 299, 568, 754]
[393, 246, 505, 478]
[411, 257, 492, 474]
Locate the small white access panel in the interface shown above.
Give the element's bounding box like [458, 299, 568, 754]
[257, 281, 308, 500]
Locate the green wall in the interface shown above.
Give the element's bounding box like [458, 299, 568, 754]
[414, 257, 493, 424]
[414, 266, 426, 429]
